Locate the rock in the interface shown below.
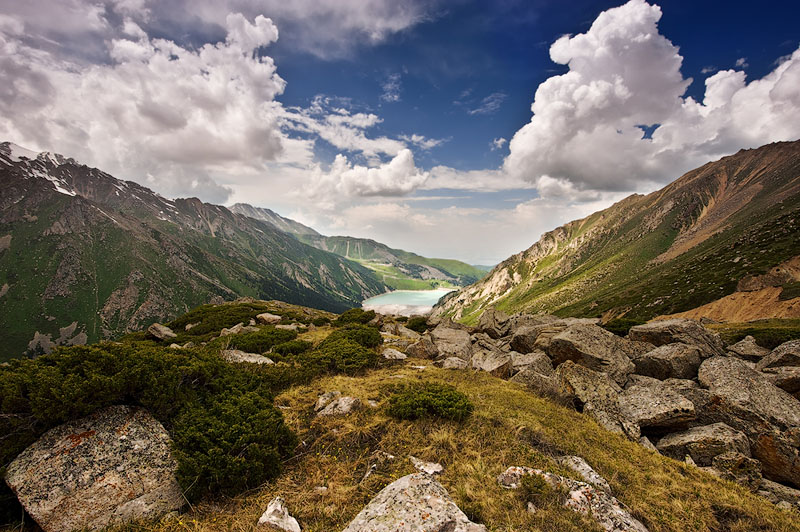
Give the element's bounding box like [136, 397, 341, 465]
[548, 324, 644, 385]
[727, 336, 770, 362]
[555, 360, 622, 407]
[256, 312, 282, 325]
[184, 322, 199, 331]
[510, 322, 567, 353]
[509, 367, 561, 397]
[698, 356, 800, 431]
[698, 356, 800, 486]
[221, 349, 274, 365]
[711, 452, 762, 491]
[556, 455, 612, 492]
[382, 348, 407, 360]
[757, 478, 800, 508]
[477, 308, 512, 339]
[471, 350, 513, 378]
[628, 319, 724, 357]
[147, 322, 177, 340]
[639, 436, 659, 452]
[497, 467, 649, 532]
[5, 406, 182, 532]
[618, 382, 695, 430]
[430, 325, 473, 360]
[396, 325, 422, 340]
[220, 323, 244, 336]
[762, 366, 800, 394]
[631, 344, 703, 380]
[405, 336, 439, 359]
[341, 473, 486, 532]
[276, 324, 301, 331]
[317, 396, 361, 417]
[685, 455, 697, 467]
[169, 343, 181, 349]
[756, 340, 800, 371]
[439, 357, 469, 370]
[257, 497, 301, 532]
[409, 456, 443, 476]
[655, 423, 751, 466]
[511, 351, 553, 375]
[583, 401, 641, 441]
[314, 391, 342, 412]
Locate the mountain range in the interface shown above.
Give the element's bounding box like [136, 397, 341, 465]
[434, 140, 800, 324]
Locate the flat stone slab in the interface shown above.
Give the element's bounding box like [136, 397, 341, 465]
[5, 405, 183, 532]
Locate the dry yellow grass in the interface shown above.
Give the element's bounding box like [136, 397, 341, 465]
[114, 358, 800, 532]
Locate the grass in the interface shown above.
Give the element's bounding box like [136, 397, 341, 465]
[707, 318, 800, 349]
[114, 361, 800, 532]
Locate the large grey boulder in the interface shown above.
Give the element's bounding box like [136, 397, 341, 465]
[429, 325, 473, 360]
[439, 357, 469, 370]
[382, 348, 407, 360]
[655, 423, 750, 465]
[548, 324, 645, 385]
[477, 308, 512, 339]
[762, 366, 800, 395]
[756, 340, 800, 371]
[631, 344, 702, 380]
[698, 356, 800, 486]
[511, 351, 553, 375]
[256, 312, 282, 325]
[341, 473, 486, 532]
[711, 452, 763, 492]
[5, 406, 183, 532]
[727, 336, 770, 362]
[556, 455, 612, 492]
[583, 401, 641, 441]
[471, 350, 513, 378]
[627, 319, 724, 357]
[509, 318, 570, 353]
[555, 360, 622, 407]
[510, 367, 561, 398]
[147, 322, 177, 340]
[618, 382, 695, 430]
[497, 467, 649, 532]
[757, 478, 800, 509]
[405, 336, 439, 359]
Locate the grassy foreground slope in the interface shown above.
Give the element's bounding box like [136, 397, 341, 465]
[434, 141, 800, 324]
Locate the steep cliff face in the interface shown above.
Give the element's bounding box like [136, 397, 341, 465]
[434, 141, 800, 323]
[0, 142, 386, 359]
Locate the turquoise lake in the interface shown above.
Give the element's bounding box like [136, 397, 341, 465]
[362, 288, 455, 316]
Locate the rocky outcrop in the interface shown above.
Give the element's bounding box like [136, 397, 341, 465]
[439, 357, 469, 370]
[405, 336, 439, 359]
[382, 348, 407, 360]
[631, 343, 702, 380]
[429, 325, 473, 360]
[221, 349, 274, 365]
[256, 312, 282, 325]
[341, 473, 486, 532]
[471, 349, 512, 378]
[628, 319, 724, 357]
[477, 308, 512, 339]
[756, 339, 800, 371]
[618, 383, 695, 430]
[497, 466, 649, 532]
[548, 324, 644, 385]
[257, 497, 301, 531]
[5, 405, 182, 532]
[655, 423, 750, 465]
[556, 455, 612, 492]
[727, 335, 770, 362]
[511, 351, 553, 375]
[711, 452, 763, 491]
[147, 322, 177, 340]
[317, 396, 361, 417]
[509, 367, 560, 397]
[762, 366, 800, 395]
[555, 361, 622, 407]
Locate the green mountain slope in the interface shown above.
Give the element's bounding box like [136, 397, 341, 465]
[434, 140, 800, 324]
[0, 142, 386, 360]
[229, 204, 487, 290]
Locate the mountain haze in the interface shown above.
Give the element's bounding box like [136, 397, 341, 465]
[230, 204, 487, 290]
[0, 142, 386, 359]
[434, 140, 800, 323]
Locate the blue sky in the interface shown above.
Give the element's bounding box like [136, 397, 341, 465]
[1, 0, 799, 263]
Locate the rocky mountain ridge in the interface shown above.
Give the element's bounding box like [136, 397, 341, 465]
[434, 140, 800, 323]
[0, 142, 387, 359]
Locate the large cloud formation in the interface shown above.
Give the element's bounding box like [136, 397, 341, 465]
[504, 0, 800, 193]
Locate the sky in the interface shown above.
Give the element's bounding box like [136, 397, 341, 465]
[1, 0, 799, 265]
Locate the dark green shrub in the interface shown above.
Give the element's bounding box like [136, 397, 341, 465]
[272, 339, 313, 357]
[386, 382, 473, 422]
[601, 318, 646, 337]
[172, 391, 296, 499]
[0, 342, 296, 516]
[322, 324, 382, 348]
[312, 316, 331, 326]
[333, 308, 376, 326]
[779, 281, 800, 301]
[519, 473, 562, 507]
[301, 338, 378, 375]
[224, 327, 297, 354]
[405, 316, 429, 334]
